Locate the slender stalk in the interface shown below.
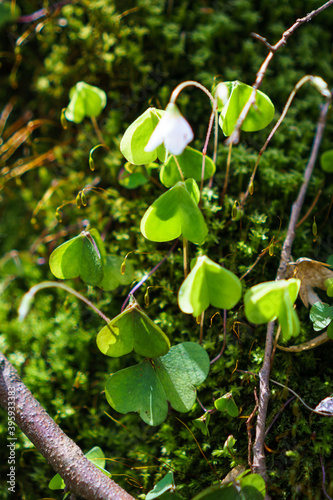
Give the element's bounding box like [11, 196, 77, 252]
[225, 0, 333, 145]
[173, 155, 185, 181]
[90, 116, 105, 145]
[18, 281, 111, 325]
[241, 75, 313, 208]
[220, 142, 232, 205]
[251, 99, 331, 488]
[170, 80, 216, 108]
[199, 312, 205, 344]
[200, 107, 216, 195]
[183, 237, 189, 277]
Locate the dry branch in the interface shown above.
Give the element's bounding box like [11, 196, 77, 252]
[0, 351, 135, 500]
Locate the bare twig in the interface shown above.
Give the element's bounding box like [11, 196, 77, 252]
[251, 99, 331, 488]
[225, 0, 333, 145]
[276, 330, 329, 352]
[320, 455, 333, 500]
[246, 388, 259, 467]
[0, 352, 135, 500]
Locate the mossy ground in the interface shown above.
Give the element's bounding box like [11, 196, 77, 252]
[0, 1, 333, 498]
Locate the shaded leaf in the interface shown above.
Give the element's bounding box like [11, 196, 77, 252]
[309, 302, 333, 331]
[146, 471, 175, 500]
[214, 393, 239, 417]
[98, 255, 134, 291]
[105, 342, 210, 426]
[160, 147, 216, 187]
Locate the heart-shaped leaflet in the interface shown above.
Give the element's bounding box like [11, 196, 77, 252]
[105, 342, 210, 426]
[96, 296, 170, 358]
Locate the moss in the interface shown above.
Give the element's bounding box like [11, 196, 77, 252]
[1, 0, 333, 498]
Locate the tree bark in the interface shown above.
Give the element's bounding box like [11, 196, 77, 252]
[0, 352, 135, 500]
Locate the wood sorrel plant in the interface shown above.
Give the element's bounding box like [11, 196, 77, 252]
[10, 2, 333, 499]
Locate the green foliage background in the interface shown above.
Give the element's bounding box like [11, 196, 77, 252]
[0, 0, 333, 498]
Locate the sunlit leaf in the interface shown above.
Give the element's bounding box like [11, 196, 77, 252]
[178, 255, 242, 317]
[320, 150, 333, 173]
[219, 81, 274, 136]
[244, 279, 301, 340]
[120, 108, 166, 165]
[49, 229, 105, 286]
[65, 82, 107, 123]
[159, 147, 216, 187]
[98, 255, 134, 291]
[146, 471, 175, 500]
[141, 179, 207, 244]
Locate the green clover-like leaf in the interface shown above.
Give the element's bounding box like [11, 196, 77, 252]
[105, 342, 210, 426]
[219, 81, 274, 136]
[178, 255, 242, 317]
[65, 82, 107, 124]
[244, 279, 301, 340]
[309, 302, 333, 331]
[214, 393, 239, 417]
[49, 229, 105, 286]
[192, 471, 265, 500]
[98, 255, 134, 291]
[146, 471, 175, 500]
[120, 108, 167, 165]
[320, 150, 333, 173]
[96, 296, 170, 358]
[160, 147, 216, 188]
[140, 179, 208, 244]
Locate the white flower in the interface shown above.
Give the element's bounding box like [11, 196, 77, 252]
[215, 82, 230, 107]
[144, 103, 194, 156]
[310, 76, 331, 98]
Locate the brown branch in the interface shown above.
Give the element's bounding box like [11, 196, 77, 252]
[0, 352, 135, 500]
[251, 99, 331, 491]
[276, 330, 329, 352]
[225, 0, 333, 145]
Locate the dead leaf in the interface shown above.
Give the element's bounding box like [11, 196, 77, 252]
[221, 464, 247, 484]
[315, 396, 333, 415]
[286, 258, 333, 307]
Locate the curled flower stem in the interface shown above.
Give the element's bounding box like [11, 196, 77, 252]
[170, 80, 216, 109]
[18, 281, 111, 324]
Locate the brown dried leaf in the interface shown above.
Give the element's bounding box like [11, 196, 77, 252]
[286, 258, 333, 307]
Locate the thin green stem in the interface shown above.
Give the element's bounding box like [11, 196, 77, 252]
[170, 80, 216, 109]
[220, 142, 232, 205]
[183, 237, 189, 278]
[173, 155, 185, 181]
[90, 116, 105, 145]
[18, 281, 111, 324]
[241, 75, 313, 209]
